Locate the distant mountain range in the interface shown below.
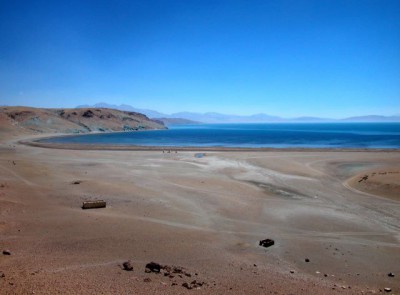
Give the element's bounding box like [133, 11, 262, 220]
[77, 103, 400, 124]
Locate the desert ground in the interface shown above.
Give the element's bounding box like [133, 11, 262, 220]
[0, 133, 399, 294]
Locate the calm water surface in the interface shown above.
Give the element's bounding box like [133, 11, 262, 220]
[42, 123, 400, 149]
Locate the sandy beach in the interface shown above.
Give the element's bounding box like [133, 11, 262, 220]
[1, 134, 399, 294]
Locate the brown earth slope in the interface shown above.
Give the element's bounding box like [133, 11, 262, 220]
[0, 106, 165, 140]
[347, 167, 400, 201]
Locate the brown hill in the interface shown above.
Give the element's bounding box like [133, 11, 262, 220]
[0, 106, 166, 140]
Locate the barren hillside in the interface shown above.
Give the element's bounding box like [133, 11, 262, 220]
[0, 106, 166, 140]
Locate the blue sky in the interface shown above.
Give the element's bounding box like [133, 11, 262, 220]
[0, 0, 399, 118]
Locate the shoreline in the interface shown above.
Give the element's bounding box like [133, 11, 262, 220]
[20, 133, 400, 152]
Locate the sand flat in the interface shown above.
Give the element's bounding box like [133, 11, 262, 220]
[0, 135, 399, 294]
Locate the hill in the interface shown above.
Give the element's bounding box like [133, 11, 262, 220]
[0, 106, 166, 140]
[78, 102, 400, 123]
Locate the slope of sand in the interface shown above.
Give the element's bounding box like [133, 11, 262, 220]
[0, 134, 399, 294]
[346, 168, 400, 201]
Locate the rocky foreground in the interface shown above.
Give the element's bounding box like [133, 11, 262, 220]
[0, 106, 165, 139]
[0, 109, 399, 294]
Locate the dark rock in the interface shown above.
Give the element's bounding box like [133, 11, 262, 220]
[82, 110, 94, 118]
[145, 262, 161, 273]
[72, 180, 81, 185]
[3, 250, 11, 255]
[122, 260, 133, 271]
[182, 282, 192, 289]
[173, 266, 184, 273]
[143, 278, 151, 282]
[384, 287, 391, 292]
[305, 258, 310, 262]
[82, 200, 106, 209]
[259, 239, 275, 248]
[0, 271, 4, 278]
[388, 272, 395, 277]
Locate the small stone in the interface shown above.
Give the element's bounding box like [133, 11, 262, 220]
[182, 282, 192, 289]
[259, 239, 275, 248]
[2, 250, 11, 255]
[145, 262, 161, 273]
[290, 270, 295, 274]
[122, 260, 133, 271]
[387, 272, 395, 277]
[324, 274, 328, 277]
[143, 278, 151, 282]
[384, 287, 391, 292]
[305, 258, 310, 262]
[0, 271, 5, 278]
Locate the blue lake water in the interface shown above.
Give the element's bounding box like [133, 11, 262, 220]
[42, 123, 400, 149]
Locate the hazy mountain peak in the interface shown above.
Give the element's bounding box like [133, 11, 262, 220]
[77, 103, 400, 123]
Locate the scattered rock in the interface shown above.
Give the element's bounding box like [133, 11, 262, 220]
[3, 250, 11, 255]
[290, 270, 295, 274]
[181, 280, 204, 290]
[0, 271, 4, 278]
[82, 110, 94, 118]
[387, 272, 395, 277]
[143, 278, 151, 282]
[122, 260, 133, 271]
[259, 239, 275, 248]
[384, 287, 391, 292]
[145, 262, 161, 273]
[144, 262, 206, 289]
[72, 180, 81, 185]
[305, 258, 310, 262]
